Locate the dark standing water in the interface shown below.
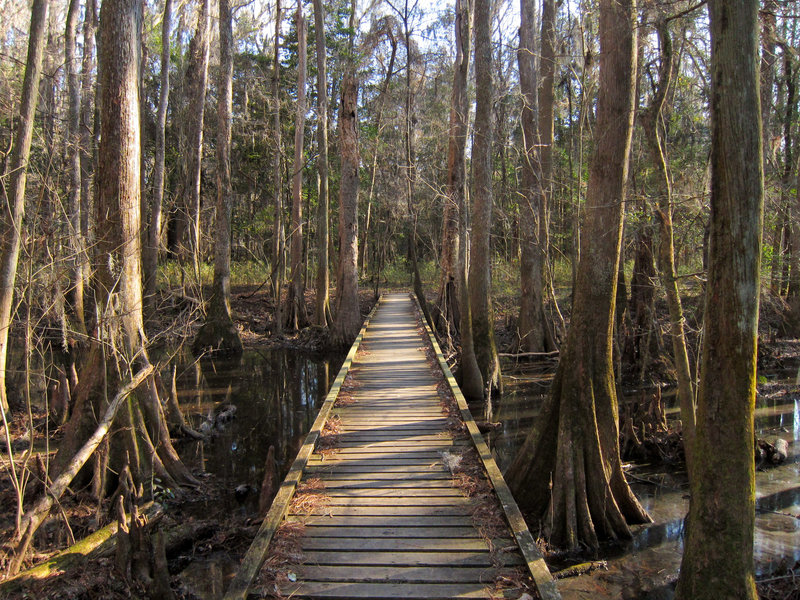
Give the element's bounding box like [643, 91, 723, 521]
[171, 348, 344, 511]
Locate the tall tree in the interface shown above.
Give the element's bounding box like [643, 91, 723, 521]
[65, 0, 87, 335]
[50, 0, 196, 502]
[434, 0, 471, 341]
[516, 0, 548, 354]
[270, 0, 285, 325]
[79, 0, 97, 323]
[286, 0, 308, 330]
[331, 2, 361, 347]
[506, 0, 651, 549]
[675, 1, 763, 597]
[178, 0, 210, 279]
[0, 0, 50, 414]
[642, 16, 695, 468]
[192, 0, 242, 355]
[313, 0, 332, 327]
[143, 0, 174, 317]
[469, 0, 501, 394]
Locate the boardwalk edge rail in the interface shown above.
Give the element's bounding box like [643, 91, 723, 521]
[412, 293, 562, 600]
[223, 297, 382, 600]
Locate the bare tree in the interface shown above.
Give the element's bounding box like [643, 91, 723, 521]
[286, 0, 308, 330]
[177, 0, 210, 279]
[270, 0, 285, 328]
[675, 1, 762, 597]
[313, 0, 332, 327]
[331, 1, 361, 347]
[434, 0, 471, 342]
[144, 0, 174, 318]
[469, 0, 501, 394]
[506, 0, 651, 549]
[65, 0, 87, 335]
[193, 0, 242, 355]
[0, 0, 50, 415]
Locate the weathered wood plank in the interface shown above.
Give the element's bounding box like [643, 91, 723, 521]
[299, 536, 506, 551]
[299, 525, 480, 538]
[274, 581, 521, 599]
[287, 505, 472, 517]
[285, 515, 475, 527]
[298, 550, 514, 567]
[294, 565, 508, 583]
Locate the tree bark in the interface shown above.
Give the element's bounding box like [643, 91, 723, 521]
[641, 19, 695, 469]
[313, 0, 332, 327]
[0, 0, 49, 414]
[66, 0, 87, 336]
[516, 0, 548, 355]
[469, 0, 501, 395]
[192, 0, 242, 356]
[178, 0, 210, 279]
[79, 0, 97, 329]
[675, 2, 762, 597]
[271, 0, 285, 329]
[331, 73, 361, 347]
[286, 1, 308, 330]
[143, 0, 173, 319]
[435, 0, 471, 341]
[506, 0, 650, 550]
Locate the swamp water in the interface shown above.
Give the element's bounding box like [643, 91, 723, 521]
[485, 367, 800, 599]
[167, 347, 343, 598]
[167, 349, 798, 599]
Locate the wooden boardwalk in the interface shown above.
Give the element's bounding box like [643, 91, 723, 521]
[226, 294, 559, 600]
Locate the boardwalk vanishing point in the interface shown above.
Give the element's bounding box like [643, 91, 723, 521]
[225, 293, 560, 599]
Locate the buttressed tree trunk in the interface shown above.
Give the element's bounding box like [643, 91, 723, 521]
[516, 0, 548, 354]
[313, 0, 332, 327]
[144, 0, 173, 318]
[286, 0, 308, 330]
[675, 2, 762, 598]
[469, 0, 501, 395]
[53, 0, 197, 504]
[331, 73, 361, 347]
[506, 0, 651, 550]
[192, 0, 242, 356]
[435, 0, 471, 340]
[0, 0, 49, 414]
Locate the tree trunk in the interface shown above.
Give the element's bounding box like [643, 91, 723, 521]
[178, 0, 210, 279]
[675, 2, 762, 597]
[79, 0, 97, 329]
[641, 19, 695, 469]
[0, 0, 49, 414]
[469, 0, 501, 396]
[192, 0, 242, 356]
[506, 0, 651, 550]
[66, 0, 87, 336]
[286, 1, 308, 330]
[52, 0, 197, 520]
[271, 0, 285, 330]
[516, 0, 548, 355]
[313, 0, 332, 327]
[143, 0, 173, 319]
[434, 0, 470, 341]
[331, 73, 361, 347]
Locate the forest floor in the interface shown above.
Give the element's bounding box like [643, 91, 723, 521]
[1, 284, 798, 598]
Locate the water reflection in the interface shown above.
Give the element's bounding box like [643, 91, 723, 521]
[492, 366, 800, 596]
[171, 348, 342, 511]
